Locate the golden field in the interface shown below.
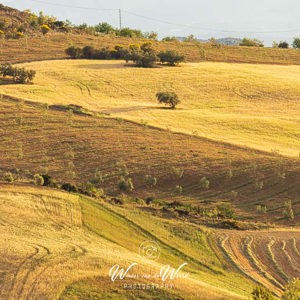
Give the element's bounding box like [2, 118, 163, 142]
[1, 59, 300, 156]
[1, 28, 300, 299]
[0, 184, 251, 300]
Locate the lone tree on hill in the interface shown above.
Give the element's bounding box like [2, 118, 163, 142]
[156, 92, 180, 109]
[278, 41, 289, 49]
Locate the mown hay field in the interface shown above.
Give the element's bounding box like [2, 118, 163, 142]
[1, 59, 300, 157]
[0, 184, 248, 300]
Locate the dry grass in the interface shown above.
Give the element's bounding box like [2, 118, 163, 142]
[218, 230, 300, 297]
[0, 97, 299, 224]
[1, 59, 300, 157]
[0, 184, 246, 300]
[2, 32, 300, 65]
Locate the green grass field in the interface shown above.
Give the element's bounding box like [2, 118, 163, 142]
[1, 60, 299, 157]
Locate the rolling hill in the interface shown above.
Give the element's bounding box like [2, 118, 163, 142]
[0, 184, 249, 300]
[1, 3, 300, 299]
[1, 60, 300, 157]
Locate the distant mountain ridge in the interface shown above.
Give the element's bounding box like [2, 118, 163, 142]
[176, 36, 242, 45]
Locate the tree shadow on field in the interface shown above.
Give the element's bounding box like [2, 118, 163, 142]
[0, 77, 15, 85]
[76, 63, 133, 70]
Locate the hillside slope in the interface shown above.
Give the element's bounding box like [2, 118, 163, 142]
[2, 32, 300, 65]
[0, 184, 247, 300]
[1, 60, 300, 157]
[0, 96, 299, 225]
[1, 4, 300, 65]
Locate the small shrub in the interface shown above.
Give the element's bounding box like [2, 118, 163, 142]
[172, 167, 184, 179]
[145, 197, 154, 205]
[240, 38, 264, 47]
[230, 191, 238, 199]
[82, 46, 96, 59]
[283, 200, 294, 221]
[226, 169, 233, 179]
[61, 183, 78, 193]
[251, 286, 274, 300]
[199, 177, 210, 190]
[65, 46, 82, 59]
[156, 91, 180, 109]
[34, 174, 44, 186]
[79, 182, 103, 197]
[15, 31, 24, 39]
[292, 37, 300, 49]
[161, 36, 178, 42]
[118, 177, 134, 192]
[282, 278, 300, 300]
[278, 41, 289, 49]
[254, 180, 264, 191]
[41, 24, 50, 35]
[217, 203, 235, 219]
[157, 50, 185, 66]
[175, 185, 183, 194]
[3, 172, 14, 183]
[0, 64, 36, 84]
[41, 174, 57, 187]
[145, 175, 157, 187]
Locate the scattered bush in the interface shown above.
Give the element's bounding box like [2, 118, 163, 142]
[94, 22, 115, 34]
[199, 177, 210, 190]
[292, 37, 300, 49]
[240, 38, 264, 47]
[0, 64, 36, 84]
[175, 185, 183, 194]
[118, 177, 134, 192]
[172, 167, 184, 179]
[41, 174, 58, 188]
[145, 197, 154, 205]
[217, 203, 235, 219]
[158, 50, 185, 66]
[251, 286, 274, 300]
[3, 172, 14, 183]
[65, 42, 184, 68]
[278, 41, 289, 49]
[156, 91, 180, 109]
[82, 45, 96, 59]
[283, 200, 294, 221]
[65, 46, 82, 59]
[34, 174, 44, 186]
[41, 24, 51, 35]
[145, 175, 157, 187]
[79, 182, 103, 197]
[61, 182, 78, 193]
[161, 36, 178, 42]
[282, 278, 300, 300]
[254, 179, 264, 191]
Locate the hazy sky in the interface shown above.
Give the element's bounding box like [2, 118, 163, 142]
[3, 0, 300, 45]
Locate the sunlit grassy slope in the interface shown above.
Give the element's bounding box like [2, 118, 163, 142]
[1, 59, 299, 156]
[1, 97, 299, 225]
[0, 184, 248, 299]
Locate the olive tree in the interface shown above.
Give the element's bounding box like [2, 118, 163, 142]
[156, 92, 180, 109]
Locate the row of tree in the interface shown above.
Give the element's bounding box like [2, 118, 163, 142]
[239, 37, 300, 49]
[0, 63, 36, 84]
[65, 42, 185, 67]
